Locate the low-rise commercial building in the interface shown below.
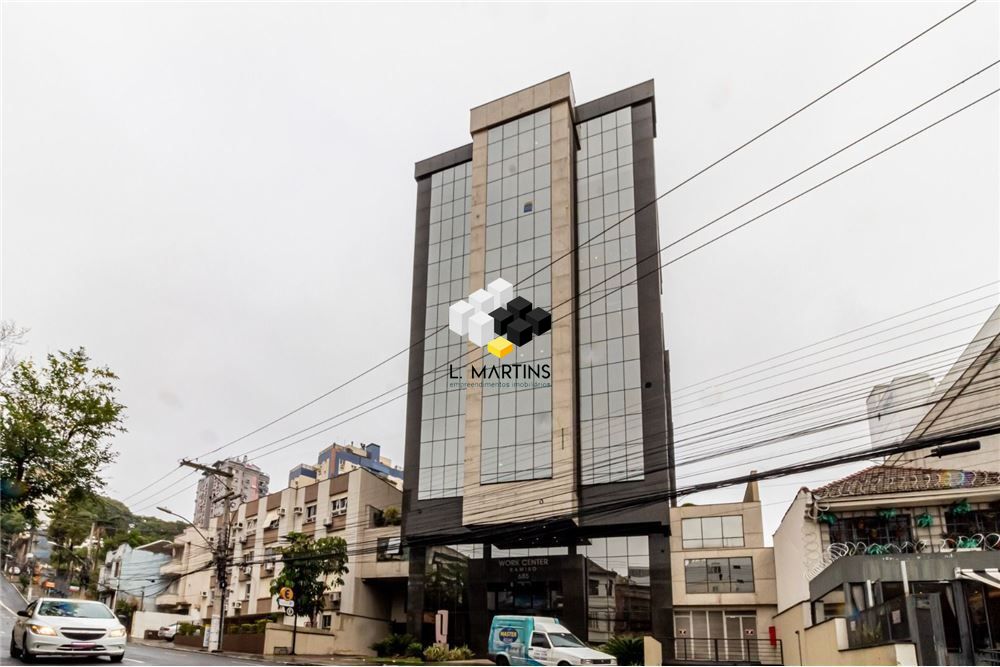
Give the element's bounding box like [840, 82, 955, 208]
[669, 479, 780, 664]
[773, 465, 1000, 665]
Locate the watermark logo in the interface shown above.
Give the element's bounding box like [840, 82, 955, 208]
[448, 278, 551, 358]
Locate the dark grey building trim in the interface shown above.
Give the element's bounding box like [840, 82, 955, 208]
[575, 79, 656, 133]
[578, 100, 670, 529]
[414, 144, 473, 180]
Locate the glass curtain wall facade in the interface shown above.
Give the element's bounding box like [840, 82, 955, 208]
[481, 109, 553, 484]
[576, 109, 644, 485]
[419, 163, 471, 500]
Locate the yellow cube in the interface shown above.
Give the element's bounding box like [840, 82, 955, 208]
[487, 337, 514, 359]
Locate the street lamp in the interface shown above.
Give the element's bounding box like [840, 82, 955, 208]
[156, 507, 212, 548]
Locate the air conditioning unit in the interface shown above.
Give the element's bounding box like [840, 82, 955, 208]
[201, 591, 209, 599]
[323, 518, 334, 527]
[277, 508, 286, 517]
[239, 536, 248, 545]
[265, 562, 274, 572]
[235, 522, 244, 530]
[233, 601, 242, 610]
[241, 566, 252, 575]
[293, 507, 303, 515]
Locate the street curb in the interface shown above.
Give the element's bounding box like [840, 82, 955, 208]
[128, 639, 335, 665]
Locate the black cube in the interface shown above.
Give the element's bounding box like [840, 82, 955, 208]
[490, 307, 514, 336]
[525, 308, 552, 335]
[506, 318, 534, 346]
[506, 296, 533, 319]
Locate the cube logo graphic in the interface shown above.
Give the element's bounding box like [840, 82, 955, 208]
[448, 278, 552, 358]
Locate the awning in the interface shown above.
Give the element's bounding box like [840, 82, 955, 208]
[955, 567, 1000, 589]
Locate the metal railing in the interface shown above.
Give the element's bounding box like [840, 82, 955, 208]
[671, 637, 783, 664]
[808, 533, 1000, 578]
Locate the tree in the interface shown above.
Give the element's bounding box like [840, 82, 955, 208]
[0, 321, 28, 388]
[269, 532, 349, 625]
[0, 348, 126, 522]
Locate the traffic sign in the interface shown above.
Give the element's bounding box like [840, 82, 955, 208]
[277, 598, 295, 608]
[284, 607, 295, 617]
[278, 587, 294, 601]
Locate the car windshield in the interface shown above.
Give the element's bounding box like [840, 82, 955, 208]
[548, 632, 586, 648]
[38, 600, 115, 619]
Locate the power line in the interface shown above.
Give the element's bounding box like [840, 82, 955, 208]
[134, 0, 978, 482]
[124, 56, 996, 519]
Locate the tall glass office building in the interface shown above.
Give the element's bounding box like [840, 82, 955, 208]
[403, 74, 676, 653]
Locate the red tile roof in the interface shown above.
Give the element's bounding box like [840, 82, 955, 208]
[811, 465, 1000, 500]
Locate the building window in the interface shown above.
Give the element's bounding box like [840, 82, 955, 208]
[376, 537, 404, 561]
[945, 507, 1000, 539]
[331, 498, 347, 515]
[321, 614, 332, 630]
[306, 504, 317, 519]
[681, 516, 745, 549]
[828, 515, 912, 546]
[684, 557, 754, 593]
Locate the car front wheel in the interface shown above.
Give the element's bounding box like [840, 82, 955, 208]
[9, 633, 21, 659]
[19, 633, 35, 663]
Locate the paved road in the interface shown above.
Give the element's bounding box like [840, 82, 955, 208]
[0, 577, 275, 665]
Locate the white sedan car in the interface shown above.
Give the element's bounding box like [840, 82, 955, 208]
[9, 597, 127, 663]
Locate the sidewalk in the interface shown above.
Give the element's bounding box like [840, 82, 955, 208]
[129, 638, 370, 665]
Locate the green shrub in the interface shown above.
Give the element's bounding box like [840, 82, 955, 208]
[423, 644, 450, 662]
[600, 635, 644, 666]
[447, 645, 474, 660]
[178, 623, 195, 636]
[371, 633, 420, 657]
[254, 619, 268, 633]
[240, 623, 256, 634]
[405, 641, 424, 658]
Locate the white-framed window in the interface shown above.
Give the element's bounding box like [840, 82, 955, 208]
[331, 497, 348, 515]
[322, 614, 332, 630]
[306, 504, 317, 519]
[681, 515, 744, 549]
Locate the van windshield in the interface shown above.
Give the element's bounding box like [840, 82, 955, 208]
[548, 632, 586, 648]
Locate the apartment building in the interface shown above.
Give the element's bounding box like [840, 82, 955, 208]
[155, 524, 215, 620]
[98, 540, 173, 610]
[288, 442, 403, 490]
[193, 457, 270, 529]
[669, 480, 780, 664]
[219, 467, 405, 654]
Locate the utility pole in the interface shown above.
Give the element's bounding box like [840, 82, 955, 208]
[180, 459, 235, 654]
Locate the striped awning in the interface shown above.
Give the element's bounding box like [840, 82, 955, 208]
[955, 567, 1000, 589]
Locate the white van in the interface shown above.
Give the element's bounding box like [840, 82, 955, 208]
[488, 615, 617, 666]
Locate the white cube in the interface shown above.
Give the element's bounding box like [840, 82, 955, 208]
[468, 311, 494, 347]
[487, 277, 514, 308]
[448, 300, 475, 336]
[469, 288, 497, 314]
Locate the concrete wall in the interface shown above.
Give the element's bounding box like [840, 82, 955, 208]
[776, 609, 917, 666]
[262, 615, 388, 656]
[129, 610, 190, 639]
[772, 490, 818, 613]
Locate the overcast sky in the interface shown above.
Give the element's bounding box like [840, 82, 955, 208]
[3, 1, 998, 542]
